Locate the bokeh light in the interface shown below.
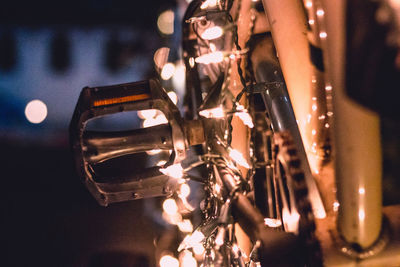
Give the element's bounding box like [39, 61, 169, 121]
[157, 10, 175, 35]
[25, 99, 47, 124]
[160, 255, 179, 267]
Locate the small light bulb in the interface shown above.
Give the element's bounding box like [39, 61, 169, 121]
[160, 255, 179, 267]
[195, 51, 224, 64]
[160, 163, 184, 179]
[201, 26, 223, 40]
[161, 63, 176, 80]
[180, 183, 191, 198]
[163, 198, 178, 215]
[229, 149, 250, 169]
[199, 106, 225, 118]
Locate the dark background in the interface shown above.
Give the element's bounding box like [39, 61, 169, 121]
[1, 1, 178, 266]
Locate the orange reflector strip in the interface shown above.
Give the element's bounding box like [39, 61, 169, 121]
[93, 93, 151, 107]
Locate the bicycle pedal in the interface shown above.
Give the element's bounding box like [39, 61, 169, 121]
[70, 79, 188, 206]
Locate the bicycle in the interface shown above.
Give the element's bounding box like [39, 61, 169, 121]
[70, 0, 400, 266]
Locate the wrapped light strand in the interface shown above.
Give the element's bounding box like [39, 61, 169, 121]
[199, 103, 254, 129]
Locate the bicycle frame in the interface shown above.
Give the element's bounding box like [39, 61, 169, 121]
[261, 0, 397, 263]
[69, 0, 400, 265]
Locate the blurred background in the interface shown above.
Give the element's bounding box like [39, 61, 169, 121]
[0, 0, 189, 266]
[1, 0, 400, 266]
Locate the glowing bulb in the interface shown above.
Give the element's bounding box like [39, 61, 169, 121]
[191, 231, 205, 243]
[201, 0, 218, 9]
[199, 106, 225, 118]
[215, 228, 225, 246]
[178, 219, 193, 233]
[172, 61, 186, 93]
[309, 19, 315, 25]
[229, 149, 250, 169]
[235, 112, 254, 128]
[209, 43, 217, 52]
[325, 85, 332, 91]
[312, 104, 317, 111]
[195, 51, 224, 64]
[312, 129, 316, 135]
[333, 201, 340, 212]
[160, 255, 179, 267]
[359, 209, 365, 221]
[157, 10, 175, 35]
[232, 244, 239, 254]
[168, 91, 178, 105]
[359, 188, 365, 195]
[160, 163, 184, 179]
[181, 251, 197, 267]
[282, 210, 300, 233]
[180, 183, 191, 198]
[143, 114, 168, 128]
[25, 99, 47, 124]
[189, 57, 195, 67]
[319, 32, 327, 39]
[163, 198, 178, 215]
[146, 149, 162, 155]
[306, 1, 312, 8]
[214, 183, 221, 194]
[316, 9, 324, 16]
[161, 63, 176, 80]
[178, 230, 205, 251]
[193, 243, 205, 255]
[157, 160, 167, 166]
[201, 26, 223, 40]
[264, 218, 282, 227]
[138, 109, 157, 119]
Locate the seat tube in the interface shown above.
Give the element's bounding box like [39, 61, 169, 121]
[321, 0, 383, 249]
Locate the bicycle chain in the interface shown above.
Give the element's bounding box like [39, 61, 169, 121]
[273, 131, 323, 267]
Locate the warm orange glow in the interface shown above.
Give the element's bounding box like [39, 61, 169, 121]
[93, 94, 150, 107]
